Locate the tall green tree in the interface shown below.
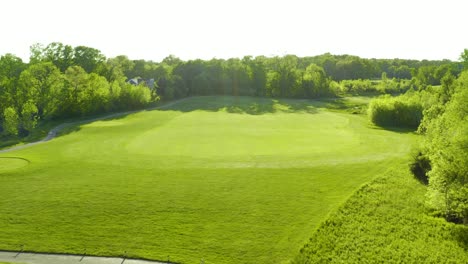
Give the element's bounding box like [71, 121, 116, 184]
[245, 56, 267, 97]
[267, 55, 300, 97]
[0, 54, 25, 111]
[20, 101, 39, 133]
[425, 79, 467, 223]
[301, 64, 329, 98]
[3, 107, 19, 136]
[73, 46, 106, 73]
[461, 49, 468, 70]
[418, 68, 468, 224]
[62, 66, 90, 116]
[18, 62, 63, 119]
[42, 42, 75, 72]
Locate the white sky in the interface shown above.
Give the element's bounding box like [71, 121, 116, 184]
[1, 0, 467, 62]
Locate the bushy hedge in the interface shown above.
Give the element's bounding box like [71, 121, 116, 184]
[368, 95, 423, 129]
[337, 78, 414, 95]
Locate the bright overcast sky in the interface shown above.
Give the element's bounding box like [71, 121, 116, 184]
[1, 0, 467, 62]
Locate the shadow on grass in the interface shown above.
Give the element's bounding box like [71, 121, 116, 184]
[313, 97, 369, 114]
[157, 96, 321, 115]
[53, 96, 322, 139]
[316, 97, 354, 110]
[368, 123, 417, 134]
[46, 95, 379, 140]
[55, 96, 376, 138]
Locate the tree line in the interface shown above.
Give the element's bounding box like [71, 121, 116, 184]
[0, 42, 462, 137]
[121, 52, 461, 99]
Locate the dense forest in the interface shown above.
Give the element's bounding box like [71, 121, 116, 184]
[1, 43, 467, 224]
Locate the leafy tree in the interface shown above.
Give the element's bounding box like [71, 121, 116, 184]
[162, 55, 182, 67]
[20, 101, 39, 133]
[101, 55, 134, 82]
[263, 55, 302, 97]
[169, 75, 187, 98]
[225, 58, 252, 96]
[3, 107, 19, 136]
[246, 56, 267, 96]
[42, 42, 75, 72]
[18, 62, 63, 119]
[392, 65, 412, 79]
[73, 46, 106, 73]
[152, 64, 173, 99]
[0, 54, 25, 111]
[29, 43, 45, 65]
[62, 66, 90, 116]
[301, 64, 330, 98]
[172, 60, 205, 96]
[108, 79, 123, 109]
[83, 73, 111, 114]
[424, 72, 468, 223]
[460, 49, 468, 70]
[119, 82, 151, 109]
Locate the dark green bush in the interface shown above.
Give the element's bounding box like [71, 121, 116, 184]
[409, 150, 431, 184]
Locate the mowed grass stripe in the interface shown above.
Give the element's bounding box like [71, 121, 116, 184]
[0, 96, 417, 264]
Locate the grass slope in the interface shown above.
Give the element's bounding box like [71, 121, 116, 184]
[0, 96, 417, 264]
[293, 165, 468, 263]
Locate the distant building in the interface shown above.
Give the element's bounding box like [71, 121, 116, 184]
[127, 77, 143, 85]
[127, 77, 156, 90]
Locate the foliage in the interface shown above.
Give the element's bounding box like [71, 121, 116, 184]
[337, 78, 414, 95]
[460, 49, 468, 70]
[371, 67, 468, 224]
[0, 96, 417, 264]
[423, 72, 468, 223]
[2, 107, 19, 135]
[409, 149, 431, 184]
[293, 165, 468, 263]
[0, 43, 157, 140]
[17, 62, 62, 119]
[20, 100, 38, 133]
[30, 42, 105, 73]
[368, 94, 423, 129]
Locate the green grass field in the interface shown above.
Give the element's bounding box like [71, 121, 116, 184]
[0, 96, 418, 264]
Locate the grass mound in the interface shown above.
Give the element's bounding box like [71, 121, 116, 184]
[293, 165, 468, 263]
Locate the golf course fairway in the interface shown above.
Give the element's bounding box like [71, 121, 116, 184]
[0, 96, 417, 264]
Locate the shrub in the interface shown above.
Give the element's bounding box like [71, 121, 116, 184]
[368, 95, 423, 129]
[409, 150, 431, 184]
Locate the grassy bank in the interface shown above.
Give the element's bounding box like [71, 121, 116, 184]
[293, 164, 468, 263]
